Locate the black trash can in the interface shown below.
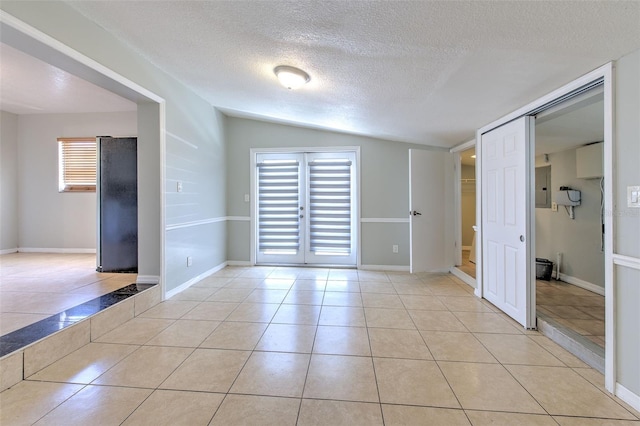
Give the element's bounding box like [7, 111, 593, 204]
[536, 258, 553, 281]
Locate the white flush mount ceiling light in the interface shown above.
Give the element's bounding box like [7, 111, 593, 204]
[274, 65, 310, 90]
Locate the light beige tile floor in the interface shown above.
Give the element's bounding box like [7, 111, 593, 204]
[537, 278, 605, 349]
[0, 253, 137, 336]
[1, 266, 638, 425]
[455, 250, 606, 349]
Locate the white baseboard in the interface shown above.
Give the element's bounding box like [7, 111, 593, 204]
[558, 273, 605, 296]
[165, 262, 227, 299]
[450, 267, 477, 288]
[616, 382, 640, 413]
[136, 275, 160, 285]
[228, 262, 411, 272]
[18, 247, 96, 254]
[226, 260, 252, 266]
[418, 267, 453, 274]
[0, 248, 18, 255]
[359, 264, 410, 272]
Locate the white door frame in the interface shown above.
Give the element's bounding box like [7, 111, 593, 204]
[0, 11, 167, 296]
[450, 139, 477, 286]
[475, 63, 614, 392]
[250, 146, 361, 268]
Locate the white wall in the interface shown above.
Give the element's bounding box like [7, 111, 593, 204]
[535, 148, 604, 288]
[461, 164, 476, 247]
[0, 111, 19, 252]
[613, 48, 640, 401]
[16, 112, 137, 250]
[225, 116, 447, 268]
[1, 1, 228, 292]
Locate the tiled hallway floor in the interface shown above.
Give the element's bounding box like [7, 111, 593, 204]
[536, 279, 605, 349]
[0, 253, 137, 336]
[1, 266, 637, 425]
[455, 250, 605, 350]
[458, 250, 476, 278]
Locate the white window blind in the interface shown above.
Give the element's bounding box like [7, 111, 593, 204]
[257, 160, 300, 253]
[308, 159, 352, 255]
[58, 137, 97, 192]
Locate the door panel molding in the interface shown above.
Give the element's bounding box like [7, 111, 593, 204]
[480, 116, 534, 328]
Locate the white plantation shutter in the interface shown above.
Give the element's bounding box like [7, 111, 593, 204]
[308, 159, 352, 255]
[58, 137, 97, 192]
[257, 160, 301, 253]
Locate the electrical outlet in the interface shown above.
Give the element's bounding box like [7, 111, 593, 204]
[187, 256, 193, 267]
[392, 245, 399, 253]
[551, 202, 558, 212]
[244, 194, 250, 202]
[177, 181, 183, 192]
[628, 186, 640, 208]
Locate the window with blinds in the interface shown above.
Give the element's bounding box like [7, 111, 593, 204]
[308, 159, 352, 255]
[257, 160, 301, 254]
[58, 137, 97, 192]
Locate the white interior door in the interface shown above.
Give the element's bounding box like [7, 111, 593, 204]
[481, 116, 535, 328]
[256, 151, 356, 266]
[409, 149, 453, 273]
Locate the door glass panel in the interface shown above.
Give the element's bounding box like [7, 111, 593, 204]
[256, 153, 304, 264]
[306, 152, 356, 265]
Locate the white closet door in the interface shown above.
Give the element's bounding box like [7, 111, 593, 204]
[481, 116, 535, 328]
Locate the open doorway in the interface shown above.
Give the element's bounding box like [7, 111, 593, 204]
[0, 15, 163, 352]
[458, 147, 477, 279]
[475, 69, 612, 374]
[0, 42, 140, 336]
[534, 88, 605, 369]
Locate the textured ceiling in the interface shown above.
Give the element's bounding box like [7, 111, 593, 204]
[0, 43, 136, 114]
[55, 2, 640, 146]
[536, 96, 604, 155]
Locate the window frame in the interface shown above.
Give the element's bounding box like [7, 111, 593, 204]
[57, 137, 97, 193]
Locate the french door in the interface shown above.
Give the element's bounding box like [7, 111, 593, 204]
[255, 151, 357, 266]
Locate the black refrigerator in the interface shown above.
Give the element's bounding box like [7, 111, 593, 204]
[96, 136, 138, 273]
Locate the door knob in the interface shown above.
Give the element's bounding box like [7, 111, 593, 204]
[411, 210, 422, 216]
[520, 235, 525, 242]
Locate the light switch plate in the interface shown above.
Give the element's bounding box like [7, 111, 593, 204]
[628, 186, 640, 208]
[177, 181, 183, 192]
[244, 194, 250, 202]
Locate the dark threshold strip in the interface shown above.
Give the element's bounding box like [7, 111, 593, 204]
[0, 283, 156, 358]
